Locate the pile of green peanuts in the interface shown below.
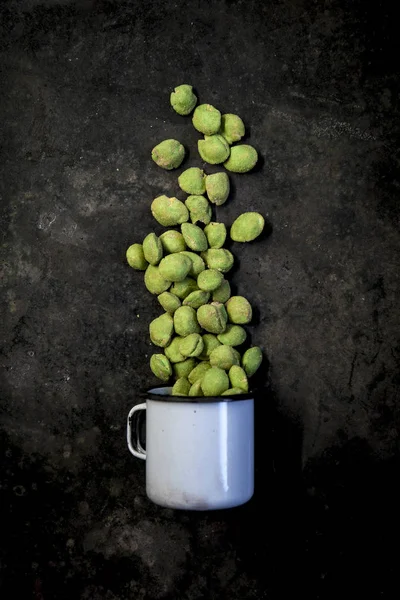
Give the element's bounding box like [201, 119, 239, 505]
[126, 84, 265, 396]
[152, 84, 259, 173]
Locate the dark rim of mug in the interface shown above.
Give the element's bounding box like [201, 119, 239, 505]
[141, 385, 260, 403]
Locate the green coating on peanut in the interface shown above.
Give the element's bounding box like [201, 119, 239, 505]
[204, 222, 227, 249]
[217, 324, 247, 346]
[205, 172, 230, 206]
[242, 346, 263, 377]
[188, 361, 212, 384]
[150, 354, 172, 382]
[159, 230, 187, 254]
[189, 379, 204, 396]
[174, 306, 201, 336]
[181, 223, 208, 252]
[151, 139, 185, 170]
[182, 290, 210, 309]
[192, 103, 221, 135]
[165, 336, 185, 363]
[157, 291, 181, 314]
[232, 348, 241, 364]
[172, 377, 191, 396]
[142, 233, 163, 266]
[225, 296, 252, 324]
[170, 84, 197, 116]
[229, 365, 249, 391]
[179, 333, 204, 358]
[219, 113, 245, 144]
[209, 345, 240, 370]
[197, 302, 227, 334]
[179, 251, 205, 277]
[212, 279, 231, 303]
[185, 195, 212, 225]
[173, 358, 197, 379]
[126, 243, 148, 270]
[223, 144, 258, 173]
[158, 254, 192, 282]
[198, 135, 230, 164]
[144, 265, 171, 295]
[230, 212, 265, 242]
[197, 269, 224, 292]
[170, 277, 199, 299]
[201, 367, 229, 396]
[149, 313, 174, 348]
[202, 248, 234, 273]
[198, 334, 221, 360]
[178, 168, 206, 195]
[221, 387, 244, 396]
[151, 195, 189, 226]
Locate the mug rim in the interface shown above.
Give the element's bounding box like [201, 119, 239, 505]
[142, 385, 258, 403]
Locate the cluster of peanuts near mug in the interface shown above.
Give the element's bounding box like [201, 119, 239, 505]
[126, 84, 264, 397]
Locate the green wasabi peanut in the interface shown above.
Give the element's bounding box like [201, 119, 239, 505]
[229, 365, 249, 392]
[205, 172, 230, 206]
[165, 336, 185, 363]
[189, 379, 203, 396]
[209, 345, 239, 370]
[144, 265, 171, 295]
[178, 168, 206, 195]
[204, 222, 227, 249]
[197, 302, 227, 334]
[217, 324, 247, 346]
[157, 291, 181, 314]
[198, 334, 221, 360]
[170, 277, 199, 299]
[179, 333, 204, 358]
[198, 135, 230, 164]
[158, 254, 192, 282]
[181, 223, 208, 252]
[149, 313, 174, 348]
[151, 196, 189, 227]
[221, 387, 244, 396]
[225, 296, 252, 324]
[174, 305, 201, 336]
[230, 212, 265, 242]
[182, 290, 210, 309]
[197, 269, 224, 292]
[212, 279, 231, 303]
[142, 233, 163, 266]
[126, 243, 148, 270]
[188, 361, 212, 384]
[242, 346, 263, 377]
[219, 113, 245, 145]
[185, 195, 212, 225]
[159, 230, 187, 254]
[201, 367, 229, 396]
[179, 251, 205, 277]
[223, 144, 258, 173]
[173, 358, 198, 379]
[201, 248, 234, 273]
[170, 84, 197, 116]
[172, 377, 191, 396]
[192, 104, 221, 135]
[151, 139, 185, 170]
[150, 354, 172, 382]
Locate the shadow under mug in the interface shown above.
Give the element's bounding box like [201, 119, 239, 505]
[127, 386, 254, 510]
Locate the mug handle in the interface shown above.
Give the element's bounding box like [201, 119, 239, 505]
[127, 403, 146, 460]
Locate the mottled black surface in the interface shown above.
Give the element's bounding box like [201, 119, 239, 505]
[1, 0, 399, 597]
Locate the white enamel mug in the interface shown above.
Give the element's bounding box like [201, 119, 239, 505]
[127, 386, 254, 510]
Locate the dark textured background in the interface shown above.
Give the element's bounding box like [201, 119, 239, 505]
[1, 0, 399, 597]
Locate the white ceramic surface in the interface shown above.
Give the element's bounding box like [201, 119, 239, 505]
[127, 387, 254, 510]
